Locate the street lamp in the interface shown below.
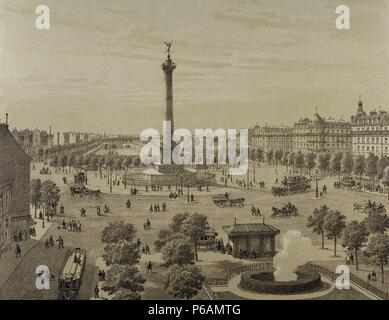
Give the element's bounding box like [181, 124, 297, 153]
[124, 169, 127, 189]
[314, 169, 321, 198]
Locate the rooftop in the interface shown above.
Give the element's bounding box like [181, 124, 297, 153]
[223, 223, 280, 236]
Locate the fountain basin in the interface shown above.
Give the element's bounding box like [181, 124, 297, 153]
[240, 270, 322, 295]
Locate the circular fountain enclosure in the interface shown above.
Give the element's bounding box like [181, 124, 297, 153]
[239, 270, 322, 295]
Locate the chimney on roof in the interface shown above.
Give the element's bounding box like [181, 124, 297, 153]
[5, 113, 8, 125]
[234, 218, 237, 225]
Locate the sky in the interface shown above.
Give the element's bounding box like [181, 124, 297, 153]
[0, 0, 389, 135]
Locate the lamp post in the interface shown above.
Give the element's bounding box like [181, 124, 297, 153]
[180, 173, 183, 195]
[84, 165, 88, 185]
[124, 169, 127, 189]
[314, 169, 321, 198]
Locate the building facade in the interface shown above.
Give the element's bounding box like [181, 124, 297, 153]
[223, 223, 279, 259]
[0, 121, 32, 252]
[251, 125, 293, 153]
[250, 112, 352, 155]
[292, 113, 351, 154]
[351, 99, 389, 157]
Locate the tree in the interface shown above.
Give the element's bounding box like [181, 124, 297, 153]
[364, 212, 389, 235]
[318, 152, 330, 175]
[255, 148, 264, 167]
[40, 180, 60, 214]
[103, 241, 141, 266]
[366, 234, 389, 284]
[162, 238, 194, 266]
[58, 154, 68, 172]
[170, 212, 191, 232]
[307, 205, 330, 249]
[122, 156, 133, 170]
[366, 152, 378, 184]
[49, 155, 58, 171]
[30, 179, 42, 218]
[266, 149, 274, 166]
[341, 221, 369, 270]
[294, 151, 304, 175]
[304, 152, 317, 175]
[164, 265, 205, 300]
[288, 152, 296, 173]
[68, 154, 76, 172]
[75, 155, 84, 169]
[37, 147, 45, 161]
[101, 221, 136, 243]
[330, 152, 343, 181]
[89, 156, 99, 171]
[102, 264, 145, 300]
[154, 213, 190, 251]
[98, 156, 106, 179]
[274, 150, 283, 167]
[354, 155, 366, 181]
[377, 156, 389, 179]
[182, 213, 208, 262]
[323, 210, 347, 257]
[282, 151, 289, 168]
[342, 152, 354, 176]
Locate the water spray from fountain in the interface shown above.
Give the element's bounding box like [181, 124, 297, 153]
[274, 230, 317, 281]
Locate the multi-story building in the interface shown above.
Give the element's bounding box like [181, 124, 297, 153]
[0, 119, 32, 251]
[351, 98, 389, 157]
[251, 125, 293, 153]
[251, 112, 352, 155]
[292, 112, 351, 153]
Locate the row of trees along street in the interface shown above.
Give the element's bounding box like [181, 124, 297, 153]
[47, 153, 142, 178]
[249, 148, 389, 183]
[307, 204, 389, 283]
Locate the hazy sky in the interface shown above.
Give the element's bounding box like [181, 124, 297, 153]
[0, 0, 389, 134]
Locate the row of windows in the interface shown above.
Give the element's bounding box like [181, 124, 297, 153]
[356, 137, 389, 143]
[355, 118, 389, 126]
[356, 145, 389, 152]
[354, 126, 389, 131]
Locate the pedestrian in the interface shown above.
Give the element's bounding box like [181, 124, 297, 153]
[15, 243, 22, 258]
[147, 261, 153, 273]
[57, 236, 64, 249]
[94, 285, 100, 299]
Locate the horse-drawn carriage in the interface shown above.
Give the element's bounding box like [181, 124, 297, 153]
[271, 202, 298, 218]
[212, 193, 245, 207]
[70, 185, 101, 198]
[271, 175, 311, 196]
[58, 248, 86, 300]
[69, 172, 101, 198]
[353, 200, 386, 215]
